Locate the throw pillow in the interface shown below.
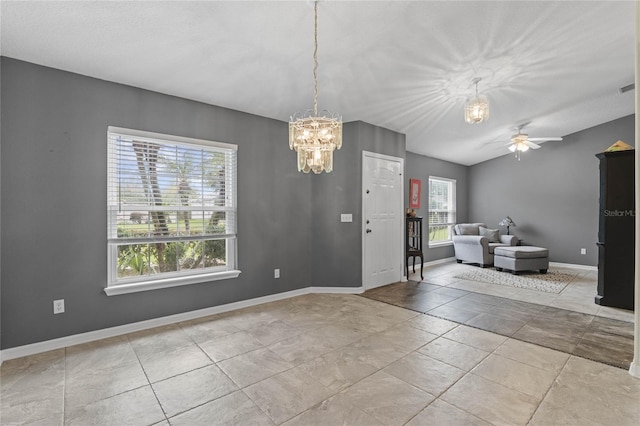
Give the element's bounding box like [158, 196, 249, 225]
[479, 226, 500, 243]
[457, 224, 481, 235]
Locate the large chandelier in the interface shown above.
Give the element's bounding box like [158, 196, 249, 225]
[289, 1, 342, 174]
[464, 77, 490, 124]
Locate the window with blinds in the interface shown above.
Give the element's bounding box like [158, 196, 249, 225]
[106, 126, 239, 294]
[428, 177, 456, 246]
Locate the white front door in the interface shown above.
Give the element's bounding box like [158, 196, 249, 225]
[362, 151, 404, 290]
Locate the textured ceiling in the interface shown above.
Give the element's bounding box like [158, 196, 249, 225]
[1, 1, 635, 165]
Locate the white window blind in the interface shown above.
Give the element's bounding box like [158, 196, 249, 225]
[428, 177, 456, 245]
[107, 126, 238, 293]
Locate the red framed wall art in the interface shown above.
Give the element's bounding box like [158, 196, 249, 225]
[409, 179, 421, 209]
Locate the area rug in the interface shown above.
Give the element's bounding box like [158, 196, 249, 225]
[453, 268, 580, 293]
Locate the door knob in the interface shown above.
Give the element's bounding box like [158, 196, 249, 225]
[366, 229, 372, 233]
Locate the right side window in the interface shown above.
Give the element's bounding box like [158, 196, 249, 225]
[428, 177, 456, 246]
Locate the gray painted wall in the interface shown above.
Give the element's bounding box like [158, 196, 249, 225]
[0, 59, 3, 353]
[3, 56, 629, 349]
[0, 58, 405, 349]
[405, 153, 469, 261]
[310, 121, 406, 287]
[0, 57, 309, 348]
[468, 114, 635, 266]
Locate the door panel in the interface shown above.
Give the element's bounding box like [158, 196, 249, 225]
[363, 153, 403, 290]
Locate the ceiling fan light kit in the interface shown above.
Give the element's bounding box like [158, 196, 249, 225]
[507, 125, 562, 160]
[509, 143, 530, 152]
[464, 77, 490, 124]
[510, 138, 531, 160]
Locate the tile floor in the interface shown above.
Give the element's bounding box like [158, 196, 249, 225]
[364, 263, 635, 369]
[408, 261, 634, 322]
[1, 262, 639, 425]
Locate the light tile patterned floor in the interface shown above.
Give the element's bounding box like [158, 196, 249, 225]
[1, 264, 639, 425]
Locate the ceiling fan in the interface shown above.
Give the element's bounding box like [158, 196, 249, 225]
[507, 125, 563, 160]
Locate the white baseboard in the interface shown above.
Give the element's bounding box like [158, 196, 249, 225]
[309, 286, 365, 294]
[0, 286, 363, 363]
[416, 258, 595, 271]
[423, 257, 456, 267]
[406, 257, 456, 277]
[549, 262, 597, 271]
[0, 258, 601, 364]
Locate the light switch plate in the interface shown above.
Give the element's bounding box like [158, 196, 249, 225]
[341, 214, 353, 222]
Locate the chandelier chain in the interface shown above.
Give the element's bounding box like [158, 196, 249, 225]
[313, 0, 319, 116]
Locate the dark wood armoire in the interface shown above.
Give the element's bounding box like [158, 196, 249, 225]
[595, 150, 635, 310]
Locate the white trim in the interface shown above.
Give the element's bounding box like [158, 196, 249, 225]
[406, 257, 456, 278]
[0, 286, 363, 362]
[634, 1, 640, 379]
[106, 126, 239, 290]
[107, 126, 237, 151]
[429, 176, 457, 183]
[424, 256, 456, 267]
[549, 262, 597, 271]
[428, 241, 454, 248]
[104, 270, 242, 296]
[309, 286, 365, 294]
[406, 259, 593, 272]
[427, 176, 457, 249]
[362, 151, 405, 163]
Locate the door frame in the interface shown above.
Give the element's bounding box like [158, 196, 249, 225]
[361, 151, 405, 290]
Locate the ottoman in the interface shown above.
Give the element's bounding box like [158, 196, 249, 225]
[494, 246, 549, 275]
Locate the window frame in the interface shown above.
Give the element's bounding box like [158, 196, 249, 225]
[428, 176, 457, 248]
[105, 126, 240, 296]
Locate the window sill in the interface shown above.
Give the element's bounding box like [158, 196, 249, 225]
[104, 270, 242, 296]
[428, 241, 453, 248]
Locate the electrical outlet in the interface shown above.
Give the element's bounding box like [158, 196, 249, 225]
[53, 299, 65, 314]
[580, 248, 587, 255]
[274, 268, 280, 279]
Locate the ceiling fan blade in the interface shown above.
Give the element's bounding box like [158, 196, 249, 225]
[526, 141, 542, 149]
[528, 137, 563, 142]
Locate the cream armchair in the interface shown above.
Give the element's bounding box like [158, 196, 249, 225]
[453, 223, 518, 267]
